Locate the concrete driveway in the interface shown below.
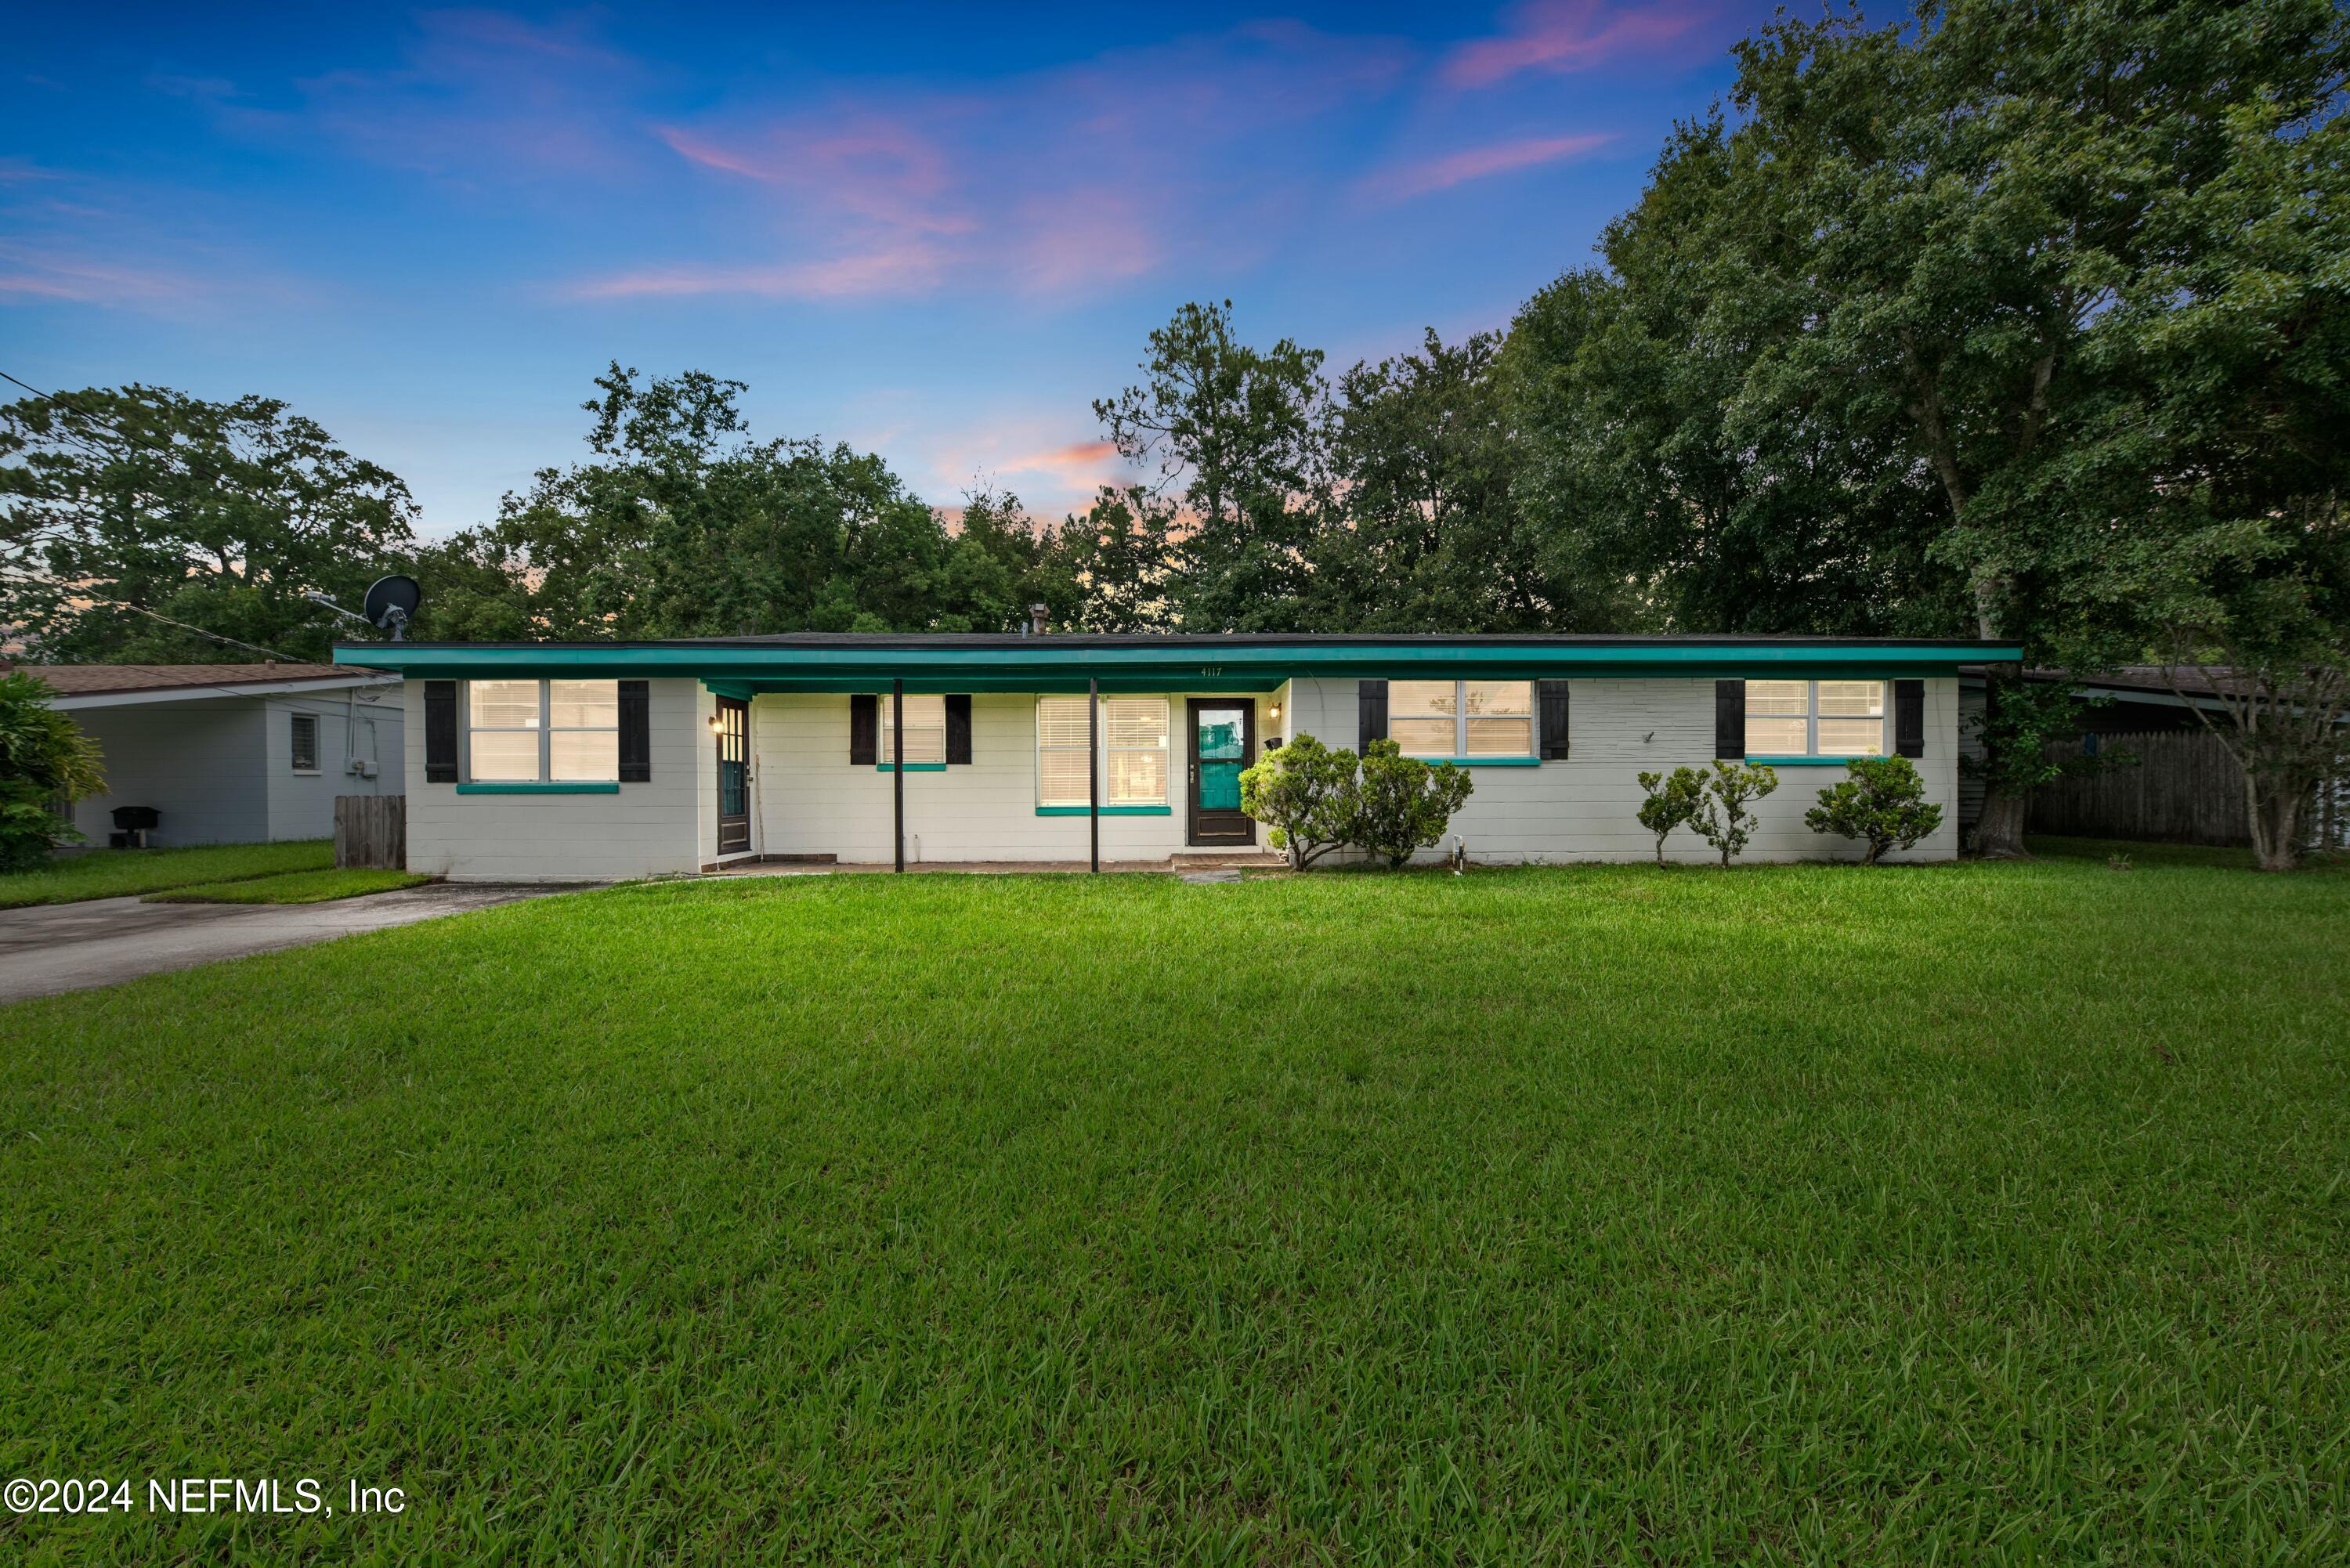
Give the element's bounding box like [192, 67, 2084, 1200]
[0, 883, 595, 1005]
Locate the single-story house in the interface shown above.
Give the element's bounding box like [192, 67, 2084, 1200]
[25, 662, 404, 847]
[332, 634, 2014, 881]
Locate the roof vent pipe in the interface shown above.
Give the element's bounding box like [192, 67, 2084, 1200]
[1029, 603, 1049, 637]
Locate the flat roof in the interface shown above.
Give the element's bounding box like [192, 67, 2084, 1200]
[334, 633, 2019, 695]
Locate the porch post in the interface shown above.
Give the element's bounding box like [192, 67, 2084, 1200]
[1089, 675, 1101, 873]
[893, 677, 906, 874]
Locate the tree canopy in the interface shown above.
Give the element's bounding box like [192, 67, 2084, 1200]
[1, 385, 418, 662]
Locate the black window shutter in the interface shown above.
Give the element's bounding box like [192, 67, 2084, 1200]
[1893, 679, 1925, 758]
[945, 695, 973, 764]
[617, 681, 651, 782]
[425, 681, 457, 782]
[848, 693, 878, 765]
[1358, 680, 1388, 751]
[1538, 680, 1571, 760]
[1714, 679, 1746, 760]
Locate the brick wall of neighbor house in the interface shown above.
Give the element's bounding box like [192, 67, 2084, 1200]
[1282, 674, 1963, 864]
[749, 689, 1285, 864]
[262, 689, 402, 842]
[402, 677, 706, 881]
[67, 701, 270, 847]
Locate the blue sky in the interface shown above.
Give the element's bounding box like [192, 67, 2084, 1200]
[4, 2, 1777, 537]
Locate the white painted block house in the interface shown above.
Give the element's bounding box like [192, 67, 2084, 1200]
[332, 634, 2017, 882]
[32, 663, 403, 847]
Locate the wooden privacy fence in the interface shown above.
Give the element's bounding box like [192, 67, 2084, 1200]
[2032, 731, 2249, 847]
[2316, 770, 2350, 852]
[335, 794, 407, 869]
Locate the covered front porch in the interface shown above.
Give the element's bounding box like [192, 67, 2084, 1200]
[714, 684, 1288, 872]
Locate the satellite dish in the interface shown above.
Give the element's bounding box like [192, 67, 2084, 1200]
[362, 575, 421, 640]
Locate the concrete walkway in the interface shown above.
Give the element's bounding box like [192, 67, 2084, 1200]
[0, 883, 594, 1005]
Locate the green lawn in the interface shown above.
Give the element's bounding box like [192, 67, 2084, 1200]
[3, 854, 2345, 1563]
[2027, 833, 2348, 872]
[0, 840, 333, 908]
[143, 868, 432, 905]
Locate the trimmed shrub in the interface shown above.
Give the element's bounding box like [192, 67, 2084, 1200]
[1804, 755, 1944, 863]
[1239, 734, 1358, 871]
[1351, 739, 1474, 868]
[1694, 760, 1779, 867]
[1636, 766, 1709, 864]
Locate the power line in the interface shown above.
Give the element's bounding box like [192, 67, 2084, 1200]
[0, 368, 70, 405]
[2, 572, 396, 727]
[0, 367, 130, 462]
[0, 569, 314, 663]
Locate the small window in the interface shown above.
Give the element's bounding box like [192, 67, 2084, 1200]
[549, 678, 619, 781]
[468, 678, 620, 782]
[1036, 696, 1169, 807]
[290, 713, 320, 773]
[468, 679, 542, 782]
[1390, 681, 1456, 757]
[1747, 680, 1886, 757]
[1390, 680, 1534, 759]
[877, 692, 947, 765]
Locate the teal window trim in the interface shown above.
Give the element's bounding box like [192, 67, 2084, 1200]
[1400, 755, 1542, 768]
[1748, 755, 1875, 767]
[1036, 804, 1170, 816]
[874, 762, 948, 772]
[457, 781, 621, 794]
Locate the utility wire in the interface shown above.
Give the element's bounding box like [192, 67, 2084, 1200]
[2, 571, 396, 732]
[0, 569, 323, 664]
[0, 368, 122, 462]
[2, 376, 397, 720]
[0, 368, 70, 405]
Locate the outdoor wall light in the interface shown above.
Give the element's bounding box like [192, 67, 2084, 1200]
[708, 713, 725, 734]
[1268, 703, 1282, 721]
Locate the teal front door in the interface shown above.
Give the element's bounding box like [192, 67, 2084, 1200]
[715, 697, 749, 854]
[1187, 699, 1255, 846]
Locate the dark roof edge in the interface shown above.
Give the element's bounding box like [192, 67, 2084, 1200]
[338, 633, 2014, 653]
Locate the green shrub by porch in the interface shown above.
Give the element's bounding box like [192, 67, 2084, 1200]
[1352, 739, 1473, 869]
[1238, 734, 1358, 871]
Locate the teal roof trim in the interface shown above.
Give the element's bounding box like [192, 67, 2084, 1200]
[339, 638, 2017, 685]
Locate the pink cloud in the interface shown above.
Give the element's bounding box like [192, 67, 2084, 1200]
[199, 10, 652, 182]
[569, 243, 949, 302]
[656, 121, 976, 237]
[0, 246, 204, 306]
[1444, 1, 1710, 89]
[1361, 132, 1615, 202]
[1007, 439, 1120, 479]
[586, 19, 1410, 304]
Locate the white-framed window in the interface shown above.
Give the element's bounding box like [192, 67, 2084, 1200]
[1389, 679, 1533, 759]
[290, 712, 320, 773]
[878, 692, 947, 764]
[1036, 696, 1170, 807]
[1746, 680, 1887, 757]
[468, 678, 620, 782]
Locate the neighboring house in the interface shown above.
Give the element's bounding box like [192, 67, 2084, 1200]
[1955, 666, 2348, 847]
[27, 663, 404, 847]
[334, 634, 2012, 880]
[1955, 666, 2235, 835]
